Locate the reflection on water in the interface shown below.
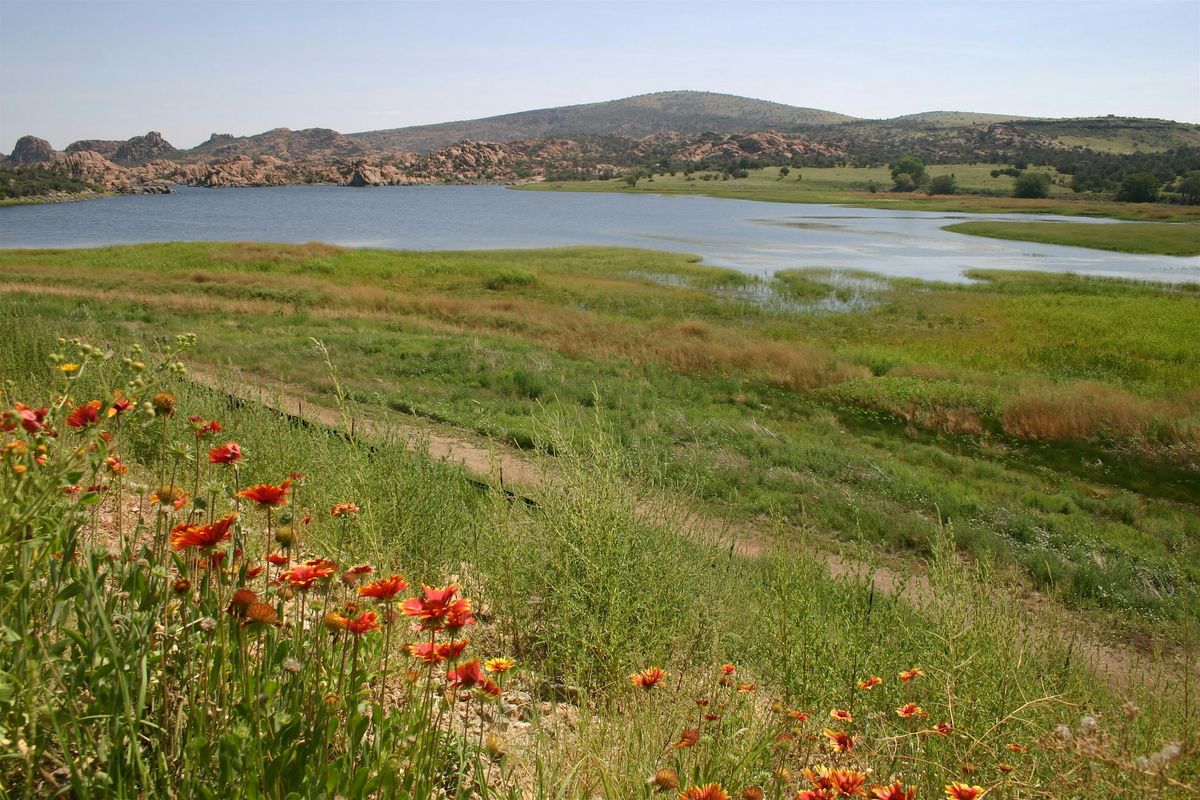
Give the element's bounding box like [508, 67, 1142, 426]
[1, 184, 1197, 284]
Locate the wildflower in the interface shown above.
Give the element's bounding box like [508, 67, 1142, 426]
[59, 362, 80, 374]
[190, 417, 222, 437]
[325, 612, 349, 631]
[740, 788, 764, 800]
[341, 563, 373, 587]
[630, 667, 667, 690]
[649, 768, 679, 791]
[282, 658, 301, 674]
[933, 722, 953, 736]
[151, 392, 176, 417]
[104, 455, 128, 475]
[824, 729, 855, 753]
[229, 588, 259, 616]
[789, 709, 810, 722]
[440, 639, 469, 660]
[238, 480, 291, 506]
[152, 484, 189, 510]
[400, 583, 461, 624]
[281, 561, 336, 589]
[737, 683, 756, 694]
[266, 553, 288, 566]
[447, 659, 501, 696]
[358, 574, 409, 602]
[66, 400, 102, 428]
[244, 602, 279, 627]
[703, 713, 720, 721]
[5, 404, 50, 434]
[484, 732, 506, 759]
[443, 598, 477, 632]
[209, 441, 242, 464]
[1005, 743, 1026, 753]
[331, 501, 359, 518]
[485, 657, 515, 673]
[871, 782, 917, 800]
[896, 703, 928, 719]
[898, 667, 924, 683]
[721, 663, 736, 675]
[407, 641, 446, 664]
[245, 565, 264, 579]
[108, 392, 133, 417]
[679, 784, 729, 800]
[830, 708, 853, 723]
[199, 617, 217, 632]
[944, 783, 985, 800]
[825, 770, 868, 797]
[171, 514, 236, 551]
[346, 610, 381, 636]
[674, 728, 700, 749]
[996, 764, 1013, 774]
[172, 577, 192, 595]
[797, 792, 835, 800]
[858, 676, 883, 690]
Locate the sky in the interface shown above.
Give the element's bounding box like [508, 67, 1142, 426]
[1, 0, 1197, 153]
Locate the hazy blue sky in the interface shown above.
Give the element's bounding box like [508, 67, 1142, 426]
[1, 0, 1197, 152]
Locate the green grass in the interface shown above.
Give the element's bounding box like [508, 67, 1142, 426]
[1, 314, 1197, 797]
[519, 165, 1200, 222]
[1, 242, 1198, 632]
[944, 220, 1200, 256]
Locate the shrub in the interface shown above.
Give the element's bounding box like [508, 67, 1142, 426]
[1014, 172, 1052, 198]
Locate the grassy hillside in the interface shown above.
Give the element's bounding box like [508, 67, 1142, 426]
[348, 91, 857, 152]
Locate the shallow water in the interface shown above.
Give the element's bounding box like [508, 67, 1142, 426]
[2, 184, 1197, 283]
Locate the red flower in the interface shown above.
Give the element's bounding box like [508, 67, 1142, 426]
[447, 658, 500, 696]
[108, 392, 133, 417]
[824, 770, 868, 797]
[266, 553, 289, 566]
[358, 574, 409, 602]
[872, 781, 917, 800]
[443, 598, 476, 631]
[896, 703, 928, 719]
[858, 676, 883, 690]
[898, 667, 925, 683]
[331, 501, 359, 518]
[797, 792, 835, 800]
[933, 722, 953, 736]
[5, 403, 50, 434]
[346, 610, 381, 635]
[679, 785, 730, 800]
[674, 728, 700, 749]
[721, 663, 736, 675]
[629, 666, 667, 690]
[189, 417, 222, 438]
[238, 480, 291, 506]
[281, 561, 336, 589]
[66, 400, 102, 428]
[245, 566, 265, 579]
[170, 514, 236, 551]
[400, 583, 460, 623]
[944, 783, 985, 800]
[824, 729, 855, 753]
[209, 441, 243, 464]
[408, 641, 447, 664]
[830, 708, 853, 723]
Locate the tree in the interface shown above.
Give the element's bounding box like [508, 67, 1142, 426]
[892, 172, 916, 193]
[927, 174, 957, 195]
[890, 156, 927, 189]
[1014, 172, 1051, 198]
[778, 166, 791, 179]
[1178, 170, 1200, 205]
[1115, 171, 1161, 203]
[623, 169, 648, 188]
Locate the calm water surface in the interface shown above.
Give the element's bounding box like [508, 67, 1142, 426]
[2, 185, 1197, 283]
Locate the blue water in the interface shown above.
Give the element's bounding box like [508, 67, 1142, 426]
[2, 184, 1197, 283]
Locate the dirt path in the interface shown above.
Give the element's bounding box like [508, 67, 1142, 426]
[188, 364, 1194, 698]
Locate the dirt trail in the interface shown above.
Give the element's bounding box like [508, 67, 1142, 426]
[188, 365, 1193, 698]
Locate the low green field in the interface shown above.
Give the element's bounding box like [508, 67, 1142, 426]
[521, 165, 1200, 223]
[1, 242, 1197, 632]
[944, 220, 1200, 256]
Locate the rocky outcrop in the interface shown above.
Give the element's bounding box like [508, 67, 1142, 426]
[113, 131, 176, 163]
[65, 139, 123, 158]
[7, 135, 56, 165]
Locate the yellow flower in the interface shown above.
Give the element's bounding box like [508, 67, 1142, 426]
[485, 657, 515, 674]
[59, 363, 80, 373]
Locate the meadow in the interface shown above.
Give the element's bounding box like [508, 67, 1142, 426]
[942, 221, 1200, 256]
[0, 242, 1197, 797]
[521, 166, 1200, 225]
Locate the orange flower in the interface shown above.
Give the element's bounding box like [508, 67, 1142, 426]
[797, 792, 835, 800]
[447, 658, 500, 696]
[245, 566, 264, 579]
[741, 788, 764, 800]
[170, 515, 236, 551]
[108, 392, 133, 417]
[824, 729, 855, 753]
[266, 553, 288, 566]
[104, 455, 128, 475]
[933, 722, 953, 736]
[674, 727, 700, 749]
[872, 781, 917, 800]
[824, 770, 868, 797]
[898, 667, 925, 683]
[346, 610, 381, 636]
[238, 480, 291, 506]
[408, 641, 445, 664]
[737, 682, 756, 694]
[896, 703, 928, 719]
[325, 612, 349, 631]
[189, 417, 222, 438]
[944, 783, 985, 800]
[358, 574, 409, 602]
[997, 764, 1013, 774]
[630, 666, 667, 690]
[244, 602, 279, 627]
[1005, 743, 1026, 753]
[66, 400, 102, 428]
[857, 676, 883, 690]
[331, 501, 359, 518]
[721, 663, 737, 675]
[679, 784, 730, 800]
[789, 709, 810, 722]
[400, 583, 461, 623]
[830, 708, 853, 723]
[152, 484, 188, 510]
[281, 561, 336, 589]
[209, 442, 242, 464]
[229, 588, 259, 616]
[443, 598, 476, 631]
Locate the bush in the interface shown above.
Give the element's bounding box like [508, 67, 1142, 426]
[927, 174, 957, 195]
[1013, 172, 1052, 198]
[1115, 171, 1161, 203]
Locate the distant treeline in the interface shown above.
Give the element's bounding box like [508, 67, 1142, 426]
[0, 166, 93, 199]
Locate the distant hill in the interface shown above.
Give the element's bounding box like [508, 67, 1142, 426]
[347, 90, 859, 153]
[886, 111, 1041, 127]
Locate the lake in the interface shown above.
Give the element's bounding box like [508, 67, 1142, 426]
[2, 184, 1198, 283]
